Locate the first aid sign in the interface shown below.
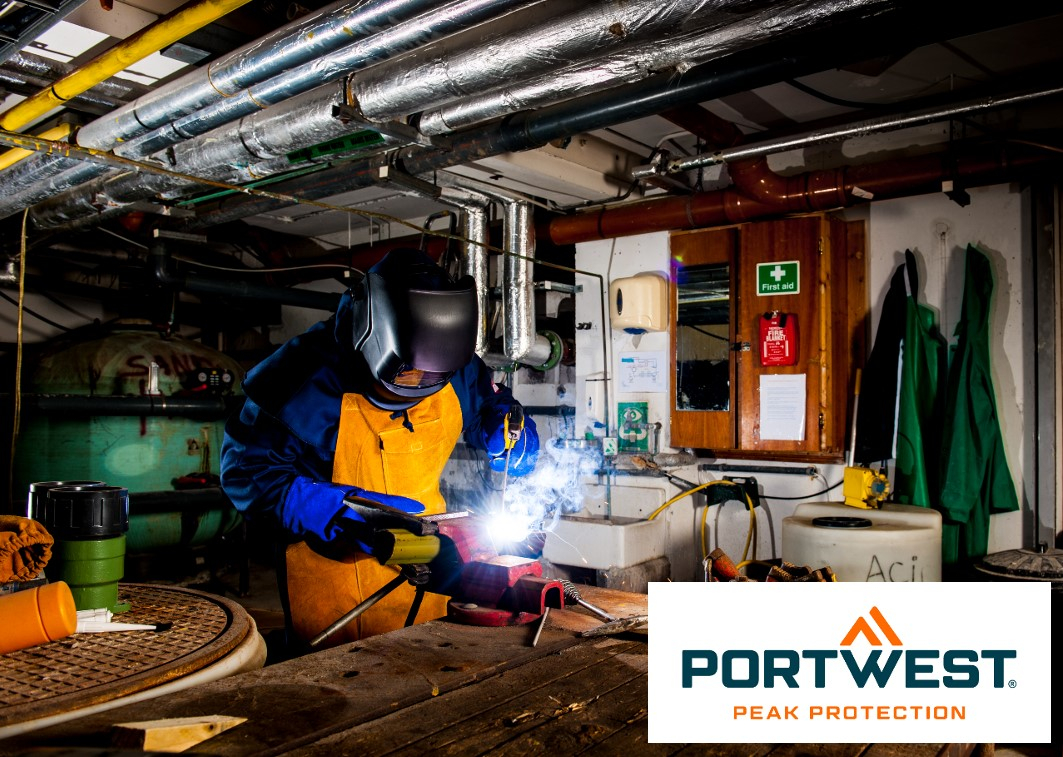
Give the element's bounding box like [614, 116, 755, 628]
[757, 261, 800, 296]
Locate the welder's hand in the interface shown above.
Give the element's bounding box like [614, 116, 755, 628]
[287, 477, 425, 545]
[333, 488, 431, 560]
[483, 407, 539, 477]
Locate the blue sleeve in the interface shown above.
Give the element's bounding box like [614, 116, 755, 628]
[221, 396, 347, 541]
[451, 357, 539, 475]
[451, 356, 514, 451]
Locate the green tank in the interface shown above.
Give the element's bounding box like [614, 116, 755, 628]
[14, 320, 246, 553]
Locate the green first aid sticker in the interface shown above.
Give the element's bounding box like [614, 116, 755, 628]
[756, 261, 800, 296]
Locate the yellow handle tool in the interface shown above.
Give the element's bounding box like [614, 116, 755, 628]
[500, 404, 525, 507]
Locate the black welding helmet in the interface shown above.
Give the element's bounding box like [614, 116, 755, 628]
[350, 249, 478, 411]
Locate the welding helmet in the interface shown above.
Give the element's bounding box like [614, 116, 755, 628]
[350, 249, 478, 411]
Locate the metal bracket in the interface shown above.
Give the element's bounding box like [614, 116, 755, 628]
[376, 164, 441, 200]
[152, 228, 209, 244]
[731, 341, 751, 352]
[332, 104, 452, 151]
[125, 201, 194, 219]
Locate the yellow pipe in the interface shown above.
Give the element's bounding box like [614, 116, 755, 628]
[0, 124, 73, 171]
[0, 0, 252, 133]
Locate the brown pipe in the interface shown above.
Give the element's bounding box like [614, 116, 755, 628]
[546, 143, 1055, 245]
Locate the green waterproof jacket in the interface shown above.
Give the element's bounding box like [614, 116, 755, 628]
[937, 245, 1019, 563]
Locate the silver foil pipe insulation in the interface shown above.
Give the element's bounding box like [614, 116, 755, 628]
[0, 0, 535, 219]
[350, 0, 741, 123]
[79, 0, 443, 152]
[416, 0, 897, 135]
[439, 184, 492, 356]
[437, 174, 557, 368]
[17, 0, 900, 228]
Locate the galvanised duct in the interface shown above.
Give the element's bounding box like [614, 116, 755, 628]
[0, 0, 533, 218]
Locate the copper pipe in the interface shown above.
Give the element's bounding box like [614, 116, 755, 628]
[546, 144, 1055, 245]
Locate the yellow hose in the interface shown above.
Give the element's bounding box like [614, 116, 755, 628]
[647, 480, 757, 562]
[0, 124, 73, 170]
[0, 0, 252, 133]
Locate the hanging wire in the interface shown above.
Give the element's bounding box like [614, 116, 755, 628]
[8, 209, 28, 505]
[0, 290, 72, 331]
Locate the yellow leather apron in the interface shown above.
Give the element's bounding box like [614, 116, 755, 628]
[286, 385, 461, 646]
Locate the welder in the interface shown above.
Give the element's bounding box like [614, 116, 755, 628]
[220, 248, 539, 647]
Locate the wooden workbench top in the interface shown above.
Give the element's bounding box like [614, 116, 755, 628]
[0, 586, 970, 756]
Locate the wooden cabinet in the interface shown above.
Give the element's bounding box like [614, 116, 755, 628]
[669, 214, 866, 461]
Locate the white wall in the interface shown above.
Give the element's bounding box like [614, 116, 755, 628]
[869, 183, 1030, 555]
[567, 183, 1036, 582]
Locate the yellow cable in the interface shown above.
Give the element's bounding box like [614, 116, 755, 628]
[648, 480, 758, 562]
[0, 0, 252, 132]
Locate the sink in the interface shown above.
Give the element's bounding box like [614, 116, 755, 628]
[542, 514, 666, 570]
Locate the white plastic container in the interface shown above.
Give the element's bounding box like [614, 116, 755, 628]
[781, 502, 941, 582]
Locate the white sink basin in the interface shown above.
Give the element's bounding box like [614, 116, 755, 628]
[543, 514, 666, 570]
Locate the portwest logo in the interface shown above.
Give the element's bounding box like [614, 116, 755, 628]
[648, 582, 1050, 744]
[681, 605, 1017, 692]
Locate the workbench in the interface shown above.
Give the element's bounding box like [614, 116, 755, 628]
[0, 586, 974, 756]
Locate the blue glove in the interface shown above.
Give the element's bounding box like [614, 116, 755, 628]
[482, 406, 539, 477]
[286, 477, 424, 547]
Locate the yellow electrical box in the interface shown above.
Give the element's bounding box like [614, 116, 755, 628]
[842, 466, 890, 509]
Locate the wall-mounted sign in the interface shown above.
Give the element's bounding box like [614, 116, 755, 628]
[756, 261, 800, 296]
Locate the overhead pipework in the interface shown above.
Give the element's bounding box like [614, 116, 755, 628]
[0, 0, 538, 219]
[438, 183, 493, 357]
[14, 0, 916, 228]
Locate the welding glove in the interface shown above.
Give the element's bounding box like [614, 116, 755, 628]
[287, 478, 425, 555]
[483, 407, 539, 477]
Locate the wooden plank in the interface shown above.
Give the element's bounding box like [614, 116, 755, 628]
[288, 638, 647, 755]
[1, 621, 589, 755]
[111, 715, 247, 752]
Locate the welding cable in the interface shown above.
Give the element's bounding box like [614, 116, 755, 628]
[646, 480, 756, 562]
[759, 478, 843, 500]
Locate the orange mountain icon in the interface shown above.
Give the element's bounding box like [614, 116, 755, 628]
[840, 606, 903, 646]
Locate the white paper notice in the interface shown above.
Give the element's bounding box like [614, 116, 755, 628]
[759, 373, 806, 441]
[618, 351, 667, 393]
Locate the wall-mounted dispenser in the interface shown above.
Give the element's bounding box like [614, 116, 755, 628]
[609, 273, 669, 333]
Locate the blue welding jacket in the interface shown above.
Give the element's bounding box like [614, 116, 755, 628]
[220, 288, 524, 542]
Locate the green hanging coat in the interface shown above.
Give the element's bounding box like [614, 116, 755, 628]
[893, 251, 948, 510]
[938, 245, 1019, 564]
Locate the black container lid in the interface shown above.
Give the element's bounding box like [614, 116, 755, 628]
[812, 516, 873, 529]
[39, 485, 129, 539]
[27, 480, 106, 520]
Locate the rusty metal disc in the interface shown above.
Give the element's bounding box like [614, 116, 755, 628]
[0, 584, 253, 728]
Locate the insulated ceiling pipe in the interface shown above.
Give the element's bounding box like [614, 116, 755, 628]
[414, 0, 899, 136]
[0, 0, 253, 134]
[437, 175, 556, 367]
[439, 183, 493, 356]
[183, 0, 1053, 229]
[349, 0, 904, 126]
[30, 0, 898, 228]
[0, 0, 534, 220]
[0, 51, 149, 113]
[545, 144, 1062, 245]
